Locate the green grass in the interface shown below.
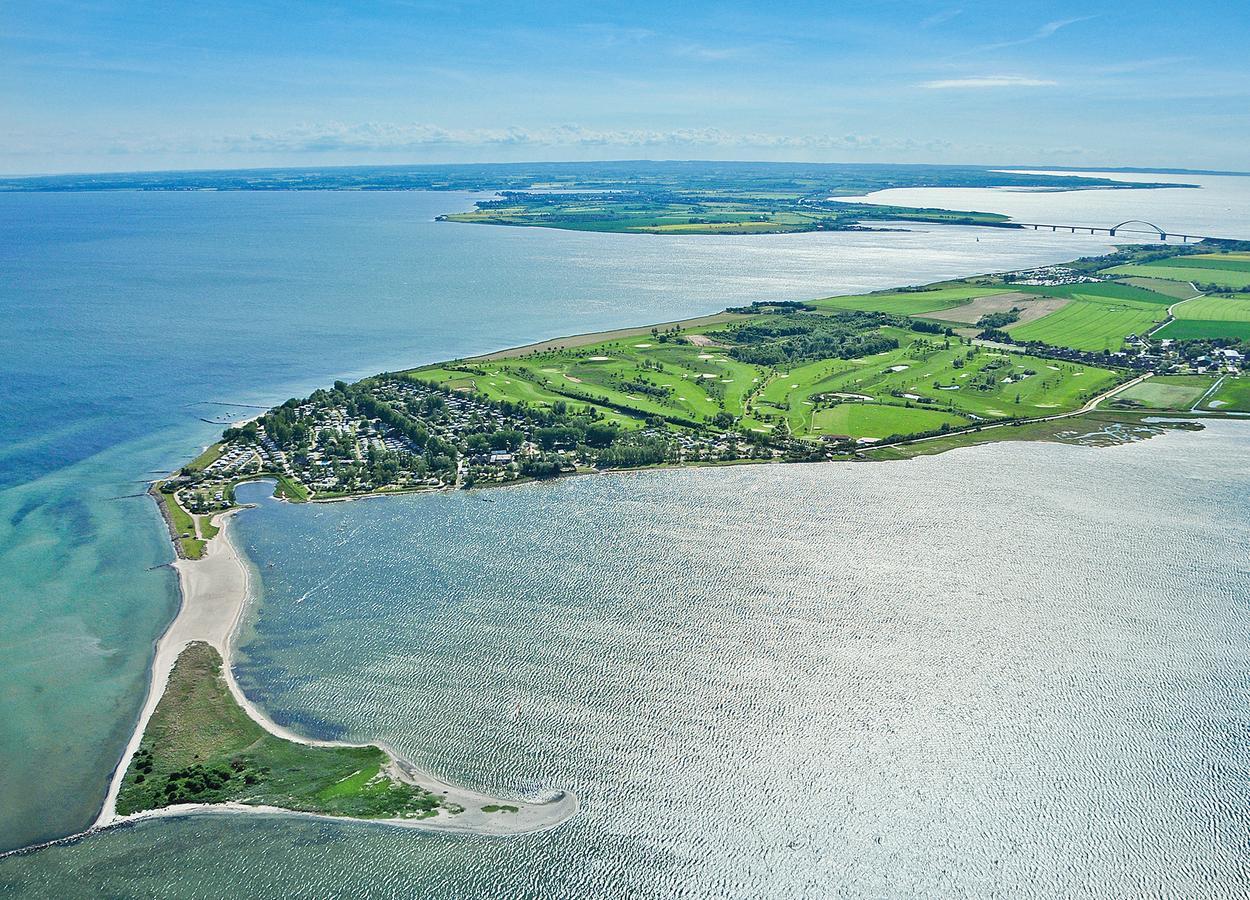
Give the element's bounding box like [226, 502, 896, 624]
[197, 515, 220, 541]
[1008, 300, 1165, 351]
[1152, 294, 1250, 343]
[413, 302, 1121, 445]
[1140, 254, 1250, 274]
[1172, 295, 1250, 322]
[416, 334, 769, 430]
[155, 487, 206, 560]
[811, 285, 1004, 316]
[1014, 281, 1175, 305]
[751, 328, 1119, 436]
[270, 473, 311, 502]
[1154, 320, 1250, 341]
[810, 403, 967, 438]
[1202, 377, 1250, 412]
[1105, 264, 1250, 290]
[116, 642, 442, 820]
[1108, 376, 1216, 411]
[186, 443, 225, 472]
[862, 411, 1203, 460]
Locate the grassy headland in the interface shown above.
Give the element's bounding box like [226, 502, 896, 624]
[116, 642, 445, 820]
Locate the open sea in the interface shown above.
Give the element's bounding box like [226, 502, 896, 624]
[2, 179, 1249, 897]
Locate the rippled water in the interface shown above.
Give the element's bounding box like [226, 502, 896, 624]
[0, 189, 1131, 852]
[7, 424, 1249, 898]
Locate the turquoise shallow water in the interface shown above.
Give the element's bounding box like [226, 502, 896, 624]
[4, 425, 1250, 897]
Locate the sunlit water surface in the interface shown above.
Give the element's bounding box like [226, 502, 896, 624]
[5, 181, 1250, 896]
[0, 190, 1129, 852]
[5, 424, 1250, 898]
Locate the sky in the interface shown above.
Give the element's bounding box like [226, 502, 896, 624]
[2, 0, 1249, 174]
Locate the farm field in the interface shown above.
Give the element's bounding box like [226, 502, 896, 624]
[1171, 294, 1250, 322]
[1013, 281, 1175, 306]
[1153, 320, 1250, 341]
[1154, 294, 1250, 341]
[1201, 377, 1250, 412]
[1007, 299, 1164, 351]
[1116, 276, 1203, 299]
[1109, 376, 1215, 411]
[1105, 263, 1250, 290]
[811, 284, 1006, 316]
[1134, 253, 1250, 273]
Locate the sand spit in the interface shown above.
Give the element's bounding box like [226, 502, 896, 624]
[92, 500, 577, 839]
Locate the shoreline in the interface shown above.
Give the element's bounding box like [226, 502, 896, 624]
[91, 492, 578, 840]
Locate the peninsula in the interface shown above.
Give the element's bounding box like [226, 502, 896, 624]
[94, 503, 577, 837]
[115, 236, 1250, 837]
[157, 241, 1250, 544]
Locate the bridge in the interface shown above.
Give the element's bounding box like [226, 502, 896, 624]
[1011, 219, 1215, 242]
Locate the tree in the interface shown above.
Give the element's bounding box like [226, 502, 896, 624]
[584, 423, 618, 448]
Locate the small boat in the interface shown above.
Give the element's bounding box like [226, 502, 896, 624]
[477, 496, 496, 503]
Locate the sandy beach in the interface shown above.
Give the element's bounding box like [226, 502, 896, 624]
[94, 496, 577, 838]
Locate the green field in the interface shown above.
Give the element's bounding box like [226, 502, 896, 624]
[1109, 376, 1215, 411]
[1138, 253, 1250, 274]
[1008, 300, 1164, 351]
[1154, 295, 1250, 341]
[116, 642, 443, 819]
[1014, 281, 1175, 305]
[1172, 295, 1250, 322]
[811, 285, 1005, 317]
[1105, 263, 1250, 290]
[1003, 281, 1172, 351]
[1154, 320, 1250, 341]
[810, 402, 968, 438]
[1201, 377, 1250, 412]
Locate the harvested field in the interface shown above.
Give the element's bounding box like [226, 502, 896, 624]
[927, 291, 1068, 325]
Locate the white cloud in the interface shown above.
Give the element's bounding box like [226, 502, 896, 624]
[71, 122, 949, 157]
[977, 16, 1095, 51]
[919, 75, 1057, 90]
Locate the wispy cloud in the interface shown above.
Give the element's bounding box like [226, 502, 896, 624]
[50, 122, 950, 157]
[978, 16, 1094, 52]
[920, 8, 963, 29]
[919, 75, 1057, 90]
[673, 43, 748, 62]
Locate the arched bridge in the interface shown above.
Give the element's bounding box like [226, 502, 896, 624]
[1109, 220, 1166, 238]
[1011, 219, 1218, 242]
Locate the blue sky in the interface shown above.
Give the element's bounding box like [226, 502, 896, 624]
[2, 0, 1248, 174]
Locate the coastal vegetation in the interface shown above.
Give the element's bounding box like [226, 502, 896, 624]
[441, 193, 1012, 235]
[150, 243, 1250, 523]
[115, 642, 445, 820]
